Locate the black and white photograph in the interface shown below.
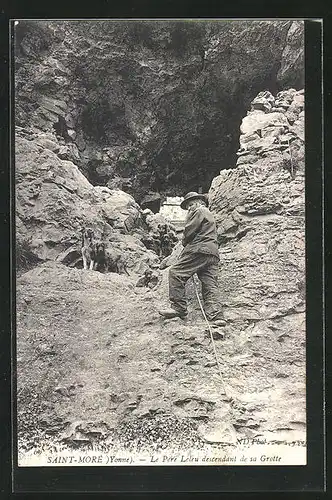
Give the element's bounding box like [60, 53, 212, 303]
[14, 19, 307, 467]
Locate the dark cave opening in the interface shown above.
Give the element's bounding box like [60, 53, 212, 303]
[146, 69, 285, 198]
[81, 100, 135, 146]
[77, 86, 264, 201]
[61, 21, 303, 203]
[141, 192, 162, 213]
[77, 71, 284, 202]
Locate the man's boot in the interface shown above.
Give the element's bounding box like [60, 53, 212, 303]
[158, 308, 188, 319]
[206, 311, 226, 326]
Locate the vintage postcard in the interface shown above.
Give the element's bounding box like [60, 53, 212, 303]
[14, 19, 309, 469]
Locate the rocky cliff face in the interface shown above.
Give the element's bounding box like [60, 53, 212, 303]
[207, 88, 305, 438]
[15, 20, 304, 201]
[209, 88, 305, 321]
[15, 129, 160, 274]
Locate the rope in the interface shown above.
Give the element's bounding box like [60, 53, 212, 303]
[192, 275, 229, 398]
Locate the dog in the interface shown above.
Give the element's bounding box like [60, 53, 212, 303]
[103, 247, 129, 275]
[81, 227, 96, 270]
[80, 227, 129, 275]
[94, 245, 129, 275]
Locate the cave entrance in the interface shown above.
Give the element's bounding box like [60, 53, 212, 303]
[140, 192, 161, 214]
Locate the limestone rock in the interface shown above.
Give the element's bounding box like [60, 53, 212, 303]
[237, 89, 304, 164]
[251, 91, 275, 112]
[240, 111, 288, 137]
[35, 134, 60, 153]
[92, 187, 142, 232]
[58, 143, 80, 162]
[275, 89, 297, 109]
[39, 95, 67, 117]
[209, 88, 305, 327]
[290, 118, 304, 142]
[67, 129, 76, 140]
[15, 132, 155, 269]
[277, 21, 304, 88]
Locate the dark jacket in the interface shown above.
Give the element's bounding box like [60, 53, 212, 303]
[181, 205, 220, 259]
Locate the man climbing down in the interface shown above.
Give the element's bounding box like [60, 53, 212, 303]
[159, 191, 225, 325]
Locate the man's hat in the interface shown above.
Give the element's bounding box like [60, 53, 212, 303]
[180, 191, 208, 210]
